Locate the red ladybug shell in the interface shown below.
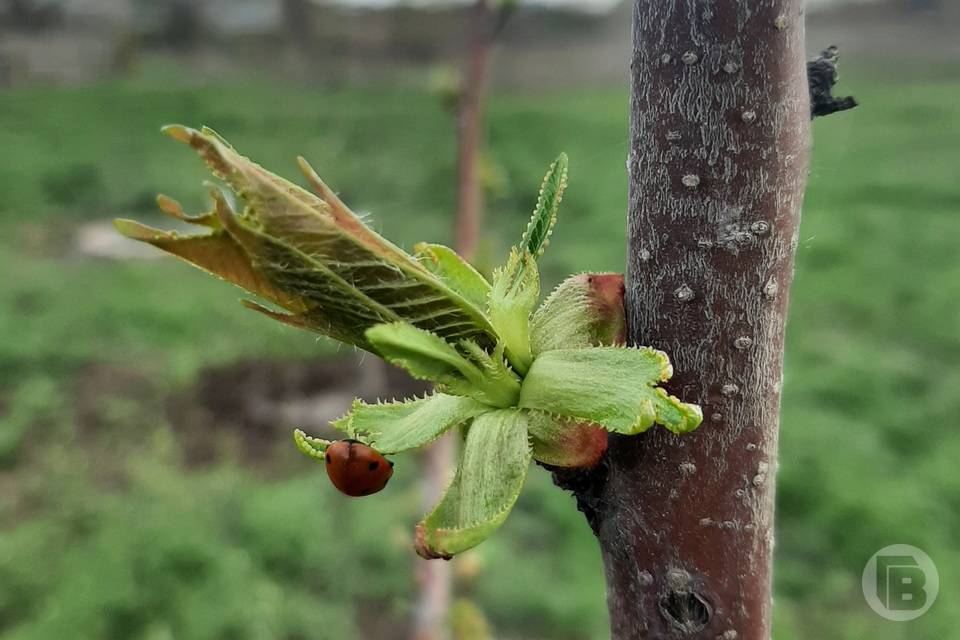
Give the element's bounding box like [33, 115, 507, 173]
[325, 440, 394, 497]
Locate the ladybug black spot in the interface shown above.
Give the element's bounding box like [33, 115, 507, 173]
[388, 460, 395, 468]
[368, 461, 380, 471]
[325, 453, 331, 464]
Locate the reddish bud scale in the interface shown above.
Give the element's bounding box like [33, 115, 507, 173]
[585, 273, 627, 346]
[535, 420, 609, 468]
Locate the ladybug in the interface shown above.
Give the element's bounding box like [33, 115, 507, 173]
[324, 439, 394, 497]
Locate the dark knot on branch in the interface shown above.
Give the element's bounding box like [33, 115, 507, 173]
[660, 589, 712, 633]
[542, 454, 611, 536]
[808, 45, 858, 119]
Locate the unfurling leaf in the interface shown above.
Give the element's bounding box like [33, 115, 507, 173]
[482, 154, 568, 373]
[525, 411, 607, 468]
[365, 322, 481, 386]
[116, 126, 497, 351]
[488, 248, 539, 375]
[293, 429, 333, 460]
[415, 410, 531, 559]
[332, 394, 488, 454]
[522, 153, 568, 257]
[112, 216, 305, 314]
[415, 242, 492, 311]
[530, 273, 626, 355]
[518, 347, 703, 435]
[457, 340, 521, 398]
[365, 323, 520, 408]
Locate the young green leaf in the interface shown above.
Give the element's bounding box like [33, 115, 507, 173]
[120, 187, 391, 349]
[208, 186, 401, 347]
[458, 340, 521, 394]
[414, 242, 492, 311]
[293, 429, 333, 460]
[119, 126, 498, 349]
[415, 409, 531, 559]
[156, 193, 221, 228]
[488, 248, 539, 375]
[240, 299, 371, 350]
[518, 347, 703, 435]
[521, 153, 568, 257]
[113, 217, 305, 314]
[332, 394, 489, 454]
[365, 323, 520, 407]
[119, 184, 397, 351]
[366, 322, 478, 384]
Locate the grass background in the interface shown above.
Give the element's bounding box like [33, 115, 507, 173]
[0, 64, 958, 639]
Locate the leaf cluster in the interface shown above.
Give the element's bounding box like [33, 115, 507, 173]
[117, 129, 702, 558]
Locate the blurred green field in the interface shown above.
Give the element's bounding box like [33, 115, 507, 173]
[1, 68, 958, 639]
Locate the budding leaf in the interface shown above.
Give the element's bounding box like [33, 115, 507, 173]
[112, 216, 304, 313]
[366, 322, 478, 385]
[482, 154, 568, 373]
[415, 409, 531, 559]
[530, 273, 626, 355]
[365, 322, 520, 407]
[208, 186, 399, 348]
[333, 394, 488, 454]
[462, 341, 522, 400]
[525, 410, 608, 468]
[518, 347, 703, 435]
[293, 429, 333, 459]
[415, 242, 492, 311]
[522, 153, 568, 257]
[488, 248, 539, 375]
[116, 126, 497, 351]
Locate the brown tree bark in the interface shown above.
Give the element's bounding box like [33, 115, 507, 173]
[558, 2, 812, 638]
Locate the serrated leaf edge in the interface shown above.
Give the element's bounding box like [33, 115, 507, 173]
[521, 153, 568, 258]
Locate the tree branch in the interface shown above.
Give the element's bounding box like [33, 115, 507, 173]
[551, 1, 813, 637]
